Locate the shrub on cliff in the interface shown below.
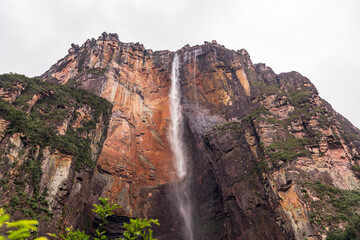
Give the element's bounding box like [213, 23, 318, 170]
[326, 215, 360, 240]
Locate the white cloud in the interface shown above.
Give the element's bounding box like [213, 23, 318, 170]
[0, 0, 359, 127]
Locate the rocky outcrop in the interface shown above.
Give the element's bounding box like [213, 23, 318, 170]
[42, 34, 178, 237]
[1, 33, 360, 239]
[26, 90, 55, 113]
[0, 74, 111, 235]
[0, 82, 27, 103]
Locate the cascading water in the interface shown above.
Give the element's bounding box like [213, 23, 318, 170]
[169, 54, 186, 179]
[169, 53, 194, 240]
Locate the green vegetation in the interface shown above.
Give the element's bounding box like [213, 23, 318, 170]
[326, 215, 360, 240]
[0, 208, 46, 240]
[351, 165, 360, 179]
[288, 88, 312, 108]
[92, 197, 122, 240]
[266, 138, 311, 164]
[2, 198, 159, 240]
[84, 68, 107, 76]
[287, 88, 328, 127]
[242, 106, 269, 121]
[0, 73, 112, 170]
[50, 198, 159, 240]
[51, 226, 90, 240]
[2, 149, 52, 219]
[337, 114, 360, 146]
[213, 121, 243, 140]
[20, 158, 51, 219]
[49, 198, 120, 240]
[305, 181, 360, 236]
[266, 117, 283, 125]
[1, 178, 9, 191]
[255, 159, 270, 174]
[310, 181, 360, 220]
[122, 218, 160, 240]
[215, 121, 242, 132]
[261, 84, 285, 96]
[0, 73, 112, 218]
[209, 84, 330, 179]
[242, 88, 328, 168]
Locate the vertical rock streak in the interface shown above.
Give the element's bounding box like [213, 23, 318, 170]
[193, 49, 201, 110]
[169, 54, 193, 240]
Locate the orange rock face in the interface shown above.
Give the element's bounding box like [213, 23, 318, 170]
[42, 34, 177, 219]
[39, 33, 360, 240]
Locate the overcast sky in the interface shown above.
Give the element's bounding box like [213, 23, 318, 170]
[1, 0, 359, 128]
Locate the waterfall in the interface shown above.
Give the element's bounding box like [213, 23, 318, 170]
[169, 54, 186, 179]
[169, 53, 194, 240]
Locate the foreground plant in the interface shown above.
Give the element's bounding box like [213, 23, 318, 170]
[49, 226, 90, 240]
[92, 198, 121, 240]
[2, 198, 159, 240]
[0, 208, 47, 240]
[50, 198, 159, 240]
[122, 218, 159, 240]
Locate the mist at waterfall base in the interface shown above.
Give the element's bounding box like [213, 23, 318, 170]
[168, 53, 194, 240]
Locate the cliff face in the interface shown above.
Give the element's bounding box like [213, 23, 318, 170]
[0, 74, 112, 234]
[42, 33, 180, 238]
[1, 32, 360, 239]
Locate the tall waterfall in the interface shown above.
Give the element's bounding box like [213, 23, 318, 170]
[169, 54, 194, 240]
